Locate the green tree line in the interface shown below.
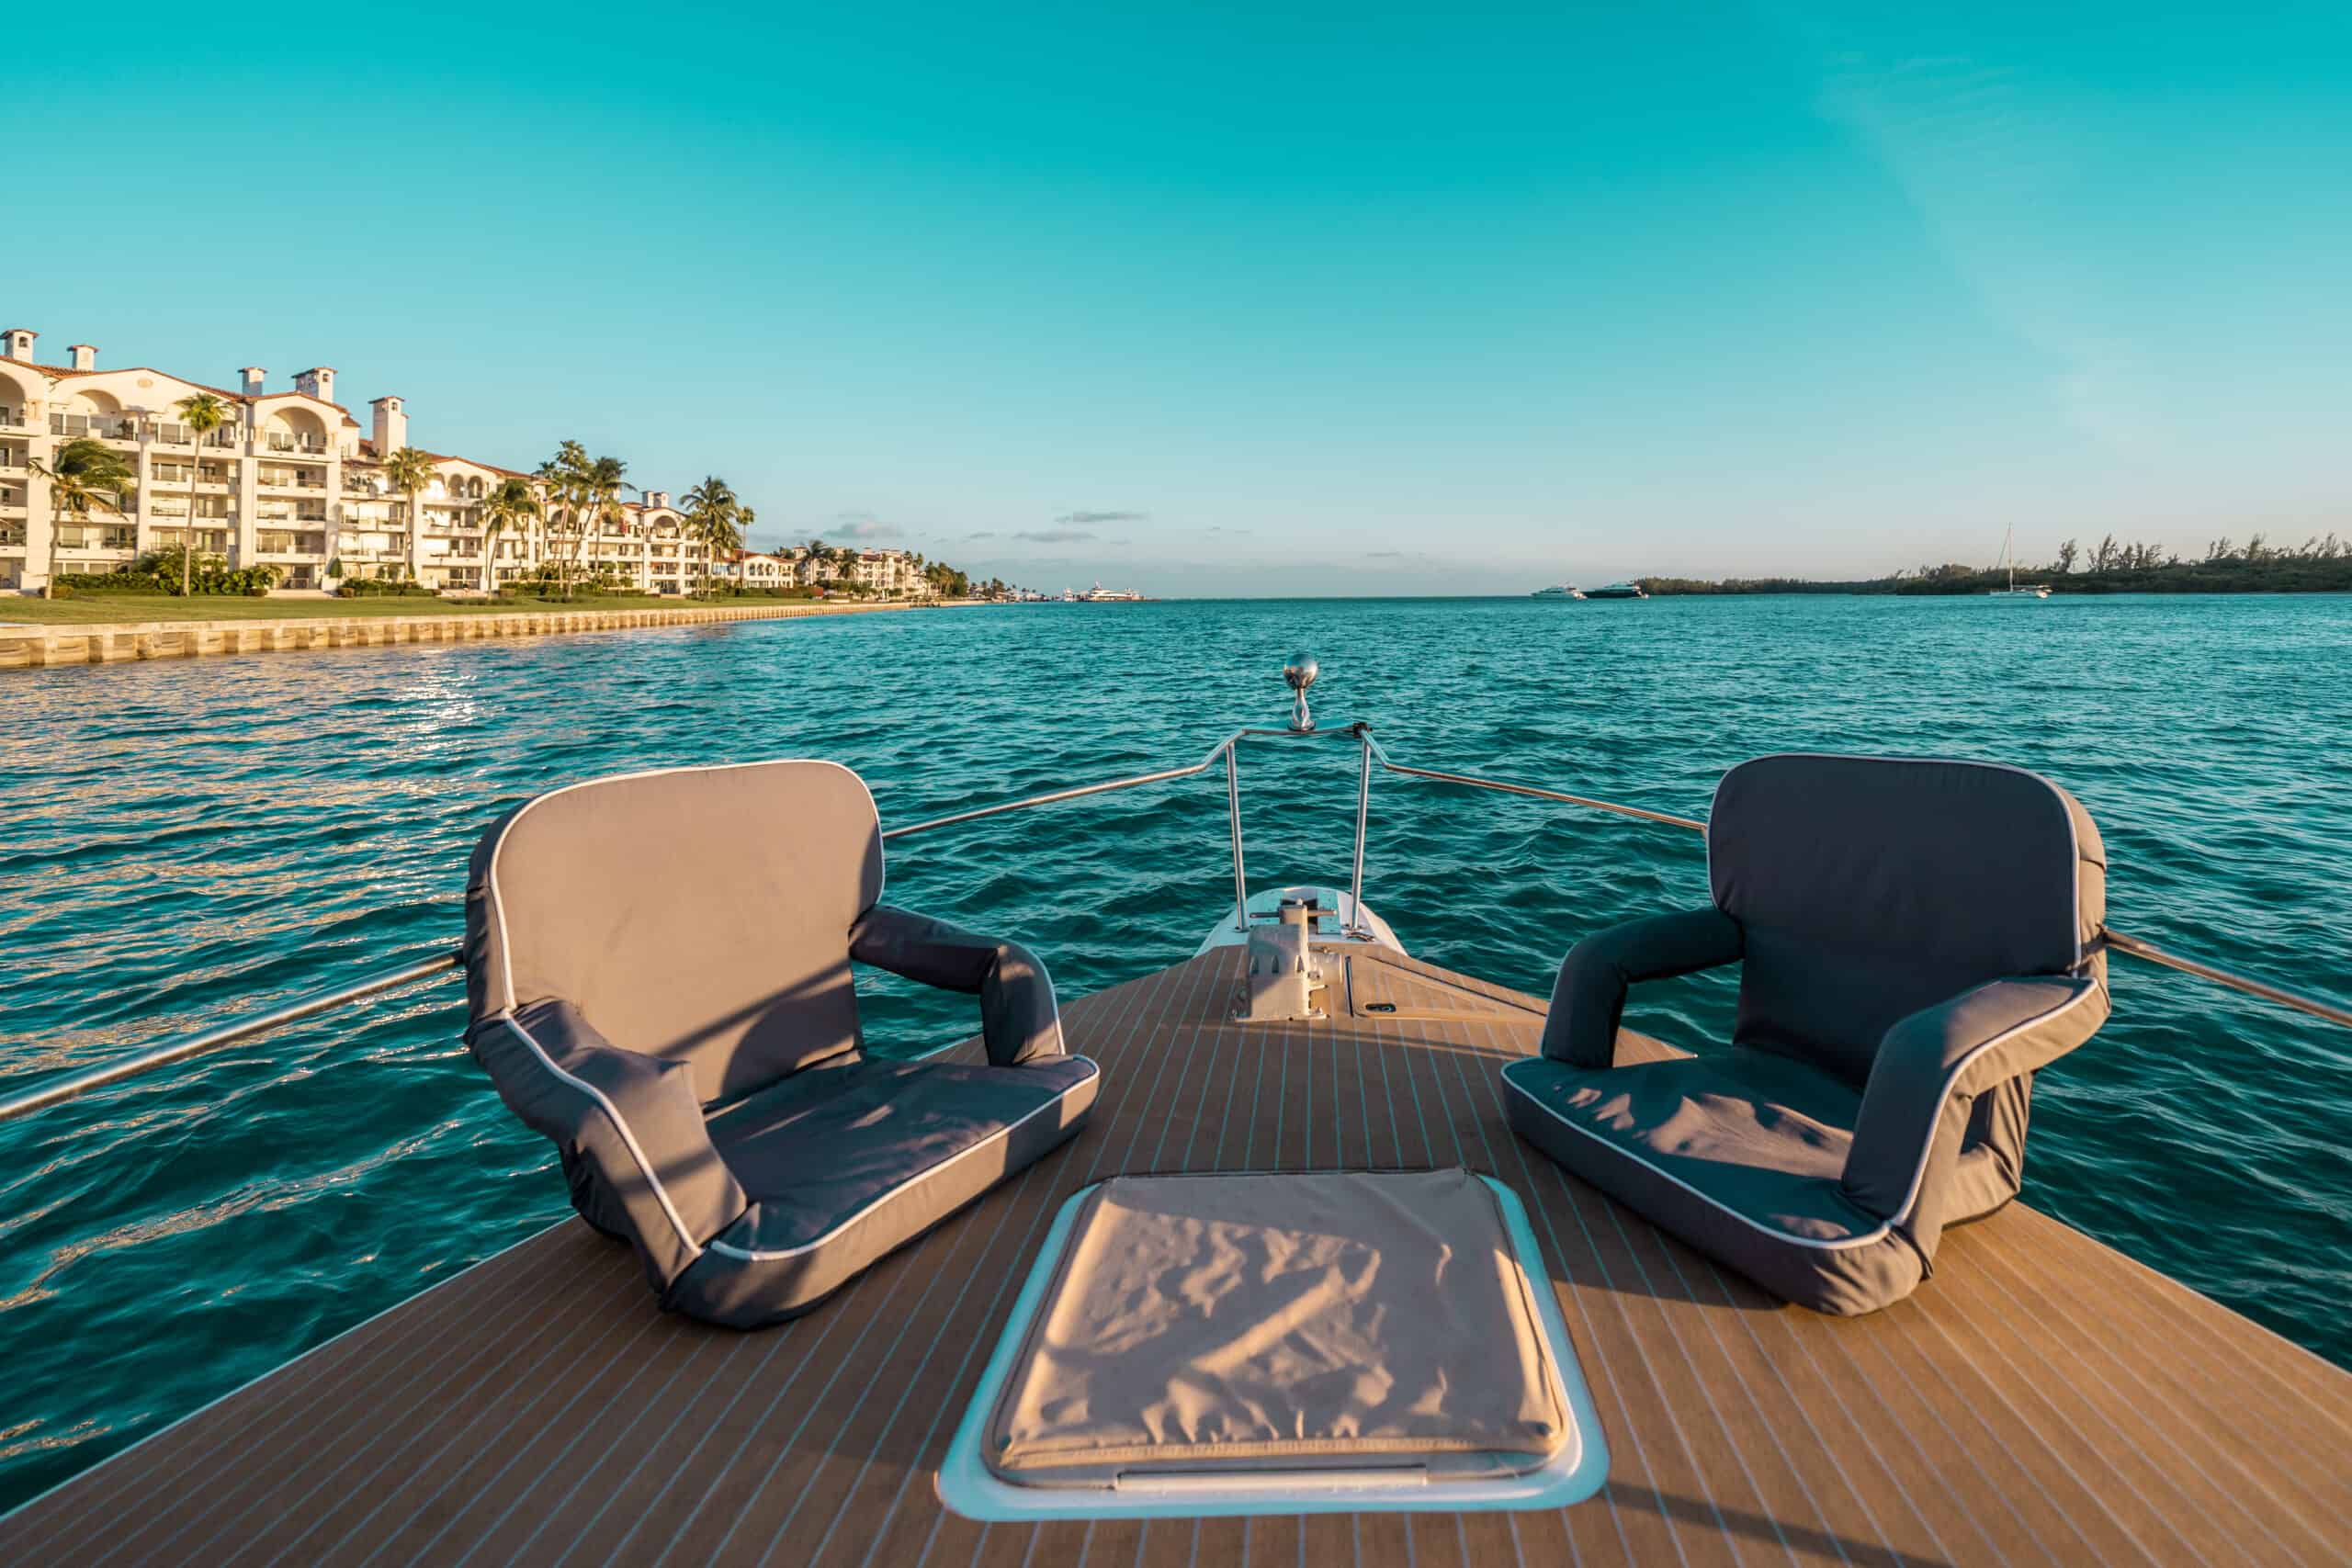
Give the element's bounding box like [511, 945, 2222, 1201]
[1638, 533, 2352, 597]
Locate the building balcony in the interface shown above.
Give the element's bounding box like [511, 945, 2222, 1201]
[50, 414, 141, 443]
[149, 524, 232, 547]
[262, 434, 333, 457]
[0, 408, 39, 434]
[0, 529, 27, 548]
[255, 533, 329, 557]
[57, 529, 139, 551]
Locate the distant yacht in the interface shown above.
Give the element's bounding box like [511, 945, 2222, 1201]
[1585, 581, 1648, 600]
[1990, 525, 2052, 600]
[1072, 581, 1143, 603]
[1532, 583, 1586, 600]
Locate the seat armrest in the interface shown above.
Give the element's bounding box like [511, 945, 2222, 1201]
[849, 904, 1065, 1066]
[471, 999, 748, 1279]
[1841, 976, 2108, 1233]
[1539, 908, 1744, 1067]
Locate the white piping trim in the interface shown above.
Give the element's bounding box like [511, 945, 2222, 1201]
[1705, 752, 2089, 966]
[1874, 977, 2104, 1224]
[706, 1055, 1100, 1263]
[483, 755, 1084, 1269]
[1499, 1061, 1894, 1252]
[501, 1013, 706, 1260]
[487, 756, 884, 1013]
[1504, 976, 2099, 1249]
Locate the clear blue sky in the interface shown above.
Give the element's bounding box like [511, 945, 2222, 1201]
[17, 2, 2348, 594]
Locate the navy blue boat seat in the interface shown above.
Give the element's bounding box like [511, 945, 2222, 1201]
[1504, 755, 2109, 1315]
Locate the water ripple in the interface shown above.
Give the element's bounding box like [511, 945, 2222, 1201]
[0, 594, 2347, 1508]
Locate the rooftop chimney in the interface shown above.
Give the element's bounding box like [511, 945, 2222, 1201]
[240, 367, 267, 397]
[370, 394, 408, 455]
[293, 366, 336, 403]
[3, 329, 36, 363]
[67, 344, 96, 371]
[646, 490, 670, 510]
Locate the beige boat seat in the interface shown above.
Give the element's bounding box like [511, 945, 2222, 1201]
[459, 760, 1100, 1328]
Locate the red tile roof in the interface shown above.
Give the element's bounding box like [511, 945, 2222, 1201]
[23, 362, 356, 417]
[352, 442, 536, 479]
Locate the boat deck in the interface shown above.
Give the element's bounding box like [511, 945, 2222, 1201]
[9, 946, 2348, 1566]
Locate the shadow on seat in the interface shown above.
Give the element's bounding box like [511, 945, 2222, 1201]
[1503, 754, 2109, 1315]
[459, 759, 1100, 1328]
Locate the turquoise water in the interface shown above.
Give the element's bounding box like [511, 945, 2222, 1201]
[2, 595, 2348, 1510]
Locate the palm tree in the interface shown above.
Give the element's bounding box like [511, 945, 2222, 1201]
[380, 446, 436, 587]
[579, 457, 632, 597]
[481, 476, 541, 592]
[29, 437, 137, 599]
[173, 392, 231, 597]
[538, 450, 631, 599]
[681, 476, 741, 597]
[533, 439, 607, 598]
[534, 443, 579, 596]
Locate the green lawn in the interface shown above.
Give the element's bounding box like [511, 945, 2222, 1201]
[0, 593, 838, 626]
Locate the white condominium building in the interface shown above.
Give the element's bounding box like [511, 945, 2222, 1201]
[0, 326, 708, 595]
[721, 550, 794, 590]
[714, 545, 934, 596]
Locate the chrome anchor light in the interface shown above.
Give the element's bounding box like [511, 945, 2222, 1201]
[1283, 651, 1319, 731]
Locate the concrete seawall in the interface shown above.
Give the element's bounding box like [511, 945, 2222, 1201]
[0, 601, 910, 672]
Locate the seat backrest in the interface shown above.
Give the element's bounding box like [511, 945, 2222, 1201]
[1708, 754, 2104, 1085]
[465, 760, 885, 1104]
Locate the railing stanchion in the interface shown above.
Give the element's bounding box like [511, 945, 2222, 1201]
[1349, 729, 1373, 936]
[1227, 744, 1250, 932]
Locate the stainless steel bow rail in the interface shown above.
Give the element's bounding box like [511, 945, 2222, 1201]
[4, 660, 2347, 1126]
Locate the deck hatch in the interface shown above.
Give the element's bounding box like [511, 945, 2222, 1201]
[938, 1168, 1609, 1519]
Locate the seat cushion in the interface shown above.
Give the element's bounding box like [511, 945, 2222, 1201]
[1707, 755, 2106, 1085]
[662, 1053, 1100, 1327]
[465, 760, 887, 1105]
[1502, 1053, 1926, 1314]
[1503, 1053, 1868, 1239]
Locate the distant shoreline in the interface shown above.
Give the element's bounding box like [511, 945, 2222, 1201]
[1624, 584, 2352, 597]
[1633, 555, 2352, 597]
